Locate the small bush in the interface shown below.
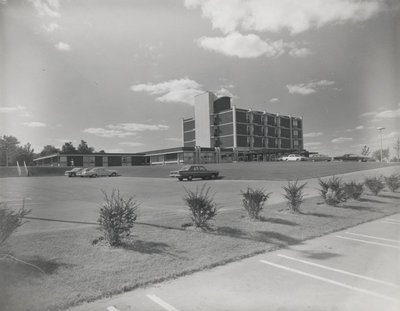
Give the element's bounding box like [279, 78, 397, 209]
[318, 176, 346, 206]
[282, 180, 307, 213]
[183, 184, 218, 228]
[98, 189, 139, 246]
[0, 201, 31, 248]
[241, 188, 272, 220]
[364, 177, 385, 196]
[343, 181, 364, 200]
[384, 174, 400, 192]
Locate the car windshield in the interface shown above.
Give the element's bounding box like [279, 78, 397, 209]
[181, 165, 191, 171]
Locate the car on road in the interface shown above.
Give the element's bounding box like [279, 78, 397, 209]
[282, 154, 307, 161]
[309, 154, 332, 162]
[80, 167, 119, 177]
[169, 165, 219, 181]
[64, 167, 83, 177]
[333, 154, 369, 162]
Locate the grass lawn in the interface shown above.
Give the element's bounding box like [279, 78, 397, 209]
[1, 188, 399, 311]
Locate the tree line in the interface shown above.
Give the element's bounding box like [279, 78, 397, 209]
[0, 135, 101, 166]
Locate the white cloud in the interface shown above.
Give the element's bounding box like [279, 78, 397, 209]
[287, 80, 335, 95]
[42, 22, 59, 32]
[119, 142, 145, 147]
[22, 121, 46, 127]
[55, 42, 71, 51]
[387, 131, 399, 138]
[360, 111, 376, 117]
[131, 78, 204, 105]
[28, 0, 60, 18]
[288, 47, 312, 57]
[197, 32, 286, 58]
[215, 87, 236, 98]
[304, 132, 324, 138]
[0, 105, 26, 113]
[269, 98, 279, 103]
[305, 142, 322, 146]
[84, 123, 169, 138]
[359, 107, 400, 120]
[184, 0, 383, 35]
[331, 137, 353, 143]
[355, 125, 364, 130]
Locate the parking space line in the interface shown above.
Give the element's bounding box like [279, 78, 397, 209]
[147, 294, 179, 311]
[107, 306, 120, 311]
[381, 221, 400, 226]
[336, 236, 400, 249]
[345, 232, 400, 244]
[277, 254, 399, 288]
[260, 260, 399, 303]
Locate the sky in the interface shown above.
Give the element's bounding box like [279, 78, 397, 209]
[0, 0, 399, 157]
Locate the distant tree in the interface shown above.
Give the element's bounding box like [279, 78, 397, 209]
[0, 135, 20, 166]
[394, 137, 400, 162]
[77, 140, 94, 154]
[61, 142, 77, 154]
[361, 145, 370, 156]
[98, 150, 106, 154]
[15, 143, 35, 166]
[39, 145, 60, 156]
[372, 148, 390, 161]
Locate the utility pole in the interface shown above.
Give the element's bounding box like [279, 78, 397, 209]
[376, 127, 385, 162]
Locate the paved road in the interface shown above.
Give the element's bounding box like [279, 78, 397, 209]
[1, 166, 397, 234]
[68, 214, 400, 311]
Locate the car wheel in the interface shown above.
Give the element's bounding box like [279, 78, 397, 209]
[178, 177, 183, 181]
[110, 172, 117, 177]
[91, 174, 97, 178]
[187, 175, 193, 181]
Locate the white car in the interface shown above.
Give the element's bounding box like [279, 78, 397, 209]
[80, 167, 119, 177]
[282, 154, 307, 161]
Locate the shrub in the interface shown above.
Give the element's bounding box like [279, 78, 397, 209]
[0, 201, 30, 248]
[183, 184, 218, 228]
[384, 174, 400, 192]
[282, 180, 307, 213]
[343, 181, 364, 200]
[241, 188, 272, 220]
[318, 176, 346, 206]
[98, 189, 139, 246]
[364, 177, 385, 196]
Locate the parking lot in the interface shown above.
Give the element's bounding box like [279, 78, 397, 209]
[68, 215, 400, 311]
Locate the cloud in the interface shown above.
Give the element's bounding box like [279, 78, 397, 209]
[28, 0, 60, 18]
[184, 0, 383, 35]
[287, 80, 335, 95]
[288, 47, 312, 57]
[119, 142, 145, 147]
[387, 131, 399, 138]
[305, 142, 322, 146]
[42, 22, 59, 32]
[355, 125, 364, 130]
[22, 121, 46, 127]
[0, 105, 26, 113]
[331, 137, 353, 143]
[359, 107, 400, 120]
[197, 32, 286, 58]
[304, 132, 324, 138]
[215, 87, 236, 98]
[269, 98, 279, 103]
[131, 78, 204, 105]
[55, 42, 71, 51]
[84, 123, 169, 138]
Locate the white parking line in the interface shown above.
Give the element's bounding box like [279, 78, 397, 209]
[277, 254, 399, 288]
[381, 221, 400, 226]
[336, 236, 400, 249]
[345, 232, 400, 244]
[147, 294, 179, 311]
[107, 306, 120, 311]
[260, 260, 400, 303]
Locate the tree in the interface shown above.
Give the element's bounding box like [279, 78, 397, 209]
[39, 145, 60, 157]
[61, 142, 77, 154]
[394, 137, 400, 161]
[0, 135, 20, 166]
[372, 148, 390, 161]
[77, 140, 94, 154]
[15, 143, 35, 166]
[361, 145, 370, 156]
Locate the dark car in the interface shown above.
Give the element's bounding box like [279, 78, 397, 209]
[64, 167, 83, 177]
[333, 154, 368, 162]
[309, 154, 332, 162]
[169, 165, 219, 181]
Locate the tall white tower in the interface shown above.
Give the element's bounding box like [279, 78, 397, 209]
[194, 91, 216, 148]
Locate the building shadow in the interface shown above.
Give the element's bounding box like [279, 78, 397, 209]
[260, 217, 299, 226]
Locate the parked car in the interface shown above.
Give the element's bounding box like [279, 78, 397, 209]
[282, 154, 307, 161]
[80, 167, 119, 177]
[309, 154, 332, 162]
[64, 167, 83, 177]
[333, 154, 368, 162]
[169, 165, 219, 181]
[77, 168, 91, 177]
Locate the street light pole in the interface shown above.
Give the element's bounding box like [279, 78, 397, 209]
[376, 127, 385, 162]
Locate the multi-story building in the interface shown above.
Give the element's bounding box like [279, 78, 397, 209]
[34, 92, 305, 167]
